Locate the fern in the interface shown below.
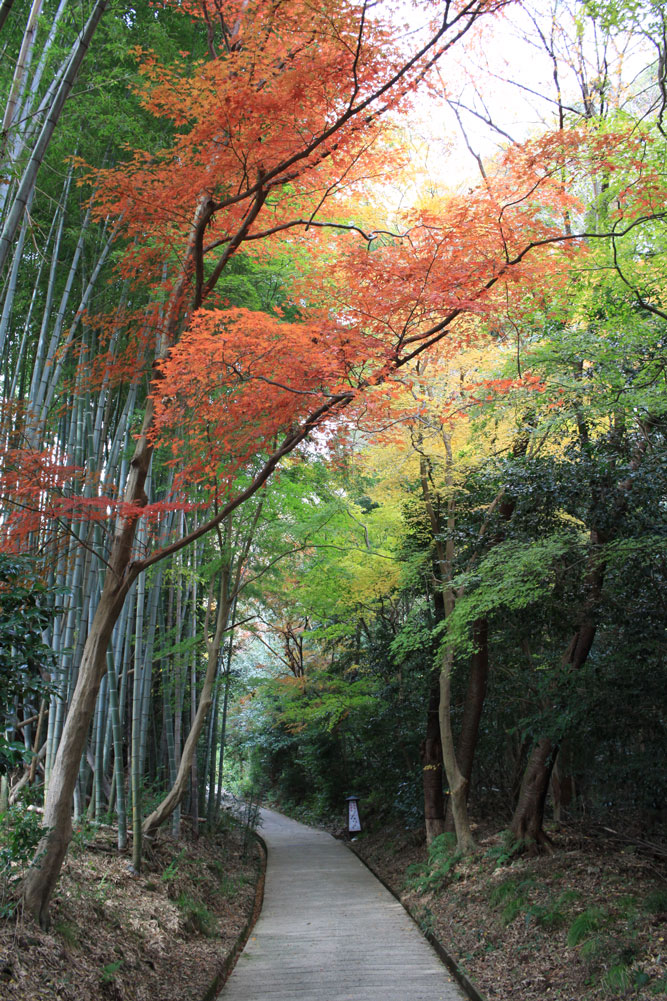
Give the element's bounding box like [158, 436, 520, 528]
[567, 907, 605, 948]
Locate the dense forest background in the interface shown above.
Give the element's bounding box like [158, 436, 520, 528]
[0, 0, 665, 944]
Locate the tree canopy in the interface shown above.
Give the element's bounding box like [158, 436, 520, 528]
[0, 0, 664, 938]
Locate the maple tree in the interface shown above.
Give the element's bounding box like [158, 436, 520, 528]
[1, 0, 664, 932]
[15, 0, 528, 926]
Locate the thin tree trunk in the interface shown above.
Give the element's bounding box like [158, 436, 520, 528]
[551, 742, 575, 826]
[419, 441, 476, 853]
[205, 682, 218, 826]
[92, 675, 107, 818]
[510, 737, 558, 849]
[1, 0, 44, 152]
[445, 618, 489, 832]
[421, 669, 445, 844]
[143, 571, 230, 840]
[0, 0, 16, 35]
[106, 648, 127, 850]
[130, 525, 147, 872]
[0, 0, 109, 273]
[439, 645, 475, 855]
[215, 601, 237, 818]
[189, 568, 200, 835]
[172, 564, 184, 838]
[0, 187, 35, 357]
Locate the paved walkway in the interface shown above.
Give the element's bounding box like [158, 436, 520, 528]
[217, 807, 468, 1001]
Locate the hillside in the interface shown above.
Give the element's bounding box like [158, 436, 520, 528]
[0, 813, 263, 1001]
[352, 820, 667, 1001]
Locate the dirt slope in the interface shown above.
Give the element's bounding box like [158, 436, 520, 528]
[352, 822, 666, 1001]
[0, 817, 262, 1001]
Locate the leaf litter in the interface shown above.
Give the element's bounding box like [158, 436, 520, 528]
[0, 819, 261, 1001]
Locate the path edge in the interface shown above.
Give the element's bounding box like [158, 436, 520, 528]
[202, 831, 268, 1001]
[348, 843, 488, 1001]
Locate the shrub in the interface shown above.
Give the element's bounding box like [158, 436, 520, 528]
[0, 804, 44, 917]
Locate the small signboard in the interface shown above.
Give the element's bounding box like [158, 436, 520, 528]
[346, 795, 361, 834]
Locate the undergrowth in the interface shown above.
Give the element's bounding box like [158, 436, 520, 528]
[404, 833, 461, 893]
[0, 803, 43, 917]
[176, 892, 218, 937]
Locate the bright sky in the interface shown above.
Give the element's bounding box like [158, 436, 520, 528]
[392, 0, 657, 197]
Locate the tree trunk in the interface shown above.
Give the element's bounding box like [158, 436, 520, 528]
[509, 736, 558, 850]
[1, 0, 44, 153]
[0, 0, 16, 35]
[215, 606, 237, 819]
[19, 148, 356, 924]
[0, 0, 109, 274]
[551, 742, 575, 826]
[143, 574, 230, 840]
[421, 670, 445, 844]
[445, 617, 489, 832]
[438, 646, 475, 855]
[23, 581, 127, 927]
[143, 644, 218, 840]
[510, 539, 605, 851]
[106, 648, 127, 850]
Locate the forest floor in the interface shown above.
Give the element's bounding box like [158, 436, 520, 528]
[0, 811, 263, 1001]
[2, 805, 665, 1001]
[350, 819, 667, 1001]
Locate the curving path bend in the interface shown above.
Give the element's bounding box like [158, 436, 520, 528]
[217, 807, 468, 1001]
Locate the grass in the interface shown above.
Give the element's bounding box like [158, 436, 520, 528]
[527, 900, 568, 930]
[217, 871, 252, 898]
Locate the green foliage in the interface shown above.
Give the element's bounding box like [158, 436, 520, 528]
[69, 821, 96, 856]
[567, 907, 606, 947]
[161, 847, 187, 884]
[445, 535, 578, 658]
[602, 962, 632, 993]
[175, 893, 217, 937]
[412, 903, 435, 936]
[0, 556, 54, 772]
[526, 900, 568, 931]
[488, 877, 537, 925]
[100, 960, 124, 985]
[0, 803, 44, 917]
[54, 921, 79, 947]
[488, 882, 581, 931]
[582, 0, 661, 34]
[643, 888, 667, 914]
[268, 671, 380, 737]
[405, 833, 462, 894]
[217, 874, 240, 900]
[484, 831, 522, 869]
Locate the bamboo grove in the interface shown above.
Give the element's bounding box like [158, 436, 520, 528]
[1, 0, 666, 928]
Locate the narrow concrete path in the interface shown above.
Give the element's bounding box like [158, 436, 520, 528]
[217, 807, 468, 1001]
